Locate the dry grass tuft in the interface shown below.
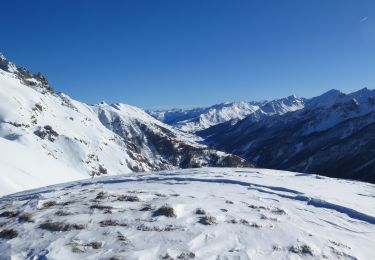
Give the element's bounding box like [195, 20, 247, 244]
[18, 213, 34, 223]
[195, 208, 206, 215]
[117, 195, 140, 202]
[41, 201, 57, 209]
[0, 229, 18, 239]
[198, 215, 217, 225]
[39, 220, 85, 231]
[153, 205, 176, 218]
[0, 211, 17, 218]
[99, 219, 127, 227]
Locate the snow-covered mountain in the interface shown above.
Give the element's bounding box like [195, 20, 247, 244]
[148, 96, 305, 133]
[202, 88, 375, 183]
[197, 95, 306, 138]
[148, 102, 260, 133]
[0, 53, 249, 195]
[1, 53, 374, 260]
[1, 168, 374, 259]
[260, 95, 305, 114]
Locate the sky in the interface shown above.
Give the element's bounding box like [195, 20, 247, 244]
[1, 0, 375, 109]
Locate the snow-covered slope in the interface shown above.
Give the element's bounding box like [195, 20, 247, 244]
[203, 88, 375, 183]
[1, 168, 374, 259]
[0, 137, 85, 196]
[0, 53, 250, 195]
[149, 96, 305, 133]
[260, 95, 305, 115]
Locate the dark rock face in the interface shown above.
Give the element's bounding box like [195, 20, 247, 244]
[34, 125, 59, 142]
[0, 54, 12, 72]
[140, 123, 251, 169]
[34, 72, 49, 86]
[201, 90, 375, 183]
[0, 53, 55, 93]
[33, 72, 55, 93]
[18, 67, 33, 79]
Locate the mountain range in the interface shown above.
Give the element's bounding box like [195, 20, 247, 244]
[148, 85, 375, 183]
[148, 95, 305, 133]
[0, 53, 249, 195]
[197, 88, 375, 183]
[0, 52, 374, 259]
[0, 52, 374, 196]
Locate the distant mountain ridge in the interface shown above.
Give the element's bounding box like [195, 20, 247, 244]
[148, 95, 305, 133]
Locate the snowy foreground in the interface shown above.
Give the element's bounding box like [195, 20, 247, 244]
[0, 168, 374, 259]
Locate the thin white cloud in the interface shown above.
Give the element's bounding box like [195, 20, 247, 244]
[360, 17, 368, 23]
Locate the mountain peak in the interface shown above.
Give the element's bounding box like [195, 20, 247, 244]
[323, 89, 343, 96]
[0, 52, 55, 94]
[0, 52, 6, 61]
[351, 87, 373, 96]
[287, 94, 298, 99]
[347, 87, 375, 104]
[307, 89, 343, 107]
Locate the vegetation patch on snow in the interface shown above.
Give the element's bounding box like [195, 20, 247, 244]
[0, 168, 373, 259]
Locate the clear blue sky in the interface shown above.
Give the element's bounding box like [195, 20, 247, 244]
[1, 0, 374, 109]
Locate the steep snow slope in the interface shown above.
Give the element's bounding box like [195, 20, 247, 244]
[149, 96, 305, 133]
[0, 168, 374, 259]
[0, 138, 85, 196]
[0, 53, 250, 194]
[203, 88, 375, 183]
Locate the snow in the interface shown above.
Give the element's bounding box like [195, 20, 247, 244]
[306, 89, 344, 108]
[0, 55, 246, 193]
[149, 97, 305, 133]
[302, 88, 375, 135]
[149, 102, 261, 133]
[0, 68, 138, 176]
[0, 168, 374, 259]
[0, 137, 85, 196]
[0, 52, 374, 259]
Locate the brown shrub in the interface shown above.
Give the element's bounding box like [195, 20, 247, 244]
[117, 195, 140, 202]
[198, 216, 217, 225]
[153, 205, 176, 218]
[54, 210, 71, 216]
[89, 241, 103, 249]
[140, 204, 154, 211]
[99, 219, 127, 227]
[195, 208, 206, 215]
[0, 229, 18, 239]
[90, 205, 113, 211]
[18, 213, 33, 223]
[41, 201, 57, 209]
[0, 211, 17, 218]
[39, 221, 85, 231]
